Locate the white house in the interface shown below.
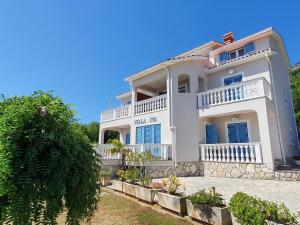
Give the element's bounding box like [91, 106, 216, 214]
[98, 28, 300, 180]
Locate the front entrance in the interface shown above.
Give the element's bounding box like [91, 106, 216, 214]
[227, 122, 249, 143]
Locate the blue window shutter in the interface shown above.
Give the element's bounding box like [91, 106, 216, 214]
[206, 124, 218, 144]
[220, 52, 228, 62]
[154, 124, 161, 144]
[245, 42, 254, 53]
[136, 127, 144, 144]
[125, 133, 130, 144]
[238, 123, 249, 143]
[144, 126, 151, 144]
[228, 124, 238, 143]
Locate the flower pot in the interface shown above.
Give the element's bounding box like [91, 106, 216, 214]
[186, 199, 232, 225]
[101, 177, 111, 186]
[122, 182, 137, 197]
[156, 192, 187, 216]
[135, 186, 159, 204]
[111, 180, 123, 192]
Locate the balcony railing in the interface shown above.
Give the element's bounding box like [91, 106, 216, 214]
[96, 144, 172, 161]
[134, 94, 167, 115]
[197, 78, 272, 108]
[200, 143, 262, 164]
[127, 144, 172, 160]
[96, 144, 121, 160]
[101, 105, 131, 122]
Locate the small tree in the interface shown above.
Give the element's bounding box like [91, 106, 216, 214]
[108, 139, 130, 170]
[0, 91, 100, 225]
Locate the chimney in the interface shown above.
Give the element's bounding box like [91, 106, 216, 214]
[222, 32, 234, 45]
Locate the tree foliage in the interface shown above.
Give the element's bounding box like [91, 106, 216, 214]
[0, 91, 100, 225]
[290, 63, 300, 131]
[79, 121, 99, 144]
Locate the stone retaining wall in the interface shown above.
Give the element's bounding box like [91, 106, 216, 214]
[145, 161, 300, 181]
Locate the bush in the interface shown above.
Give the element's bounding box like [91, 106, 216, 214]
[187, 188, 225, 208]
[0, 91, 100, 225]
[161, 175, 184, 195]
[116, 170, 126, 181]
[125, 168, 139, 184]
[151, 182, 163, 190]
[229, 192, 297, 225]
[100, 171, 112, 178]
[140, 172, 152, 188]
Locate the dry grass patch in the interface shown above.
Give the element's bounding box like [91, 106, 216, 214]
[57, 189, 192, 225]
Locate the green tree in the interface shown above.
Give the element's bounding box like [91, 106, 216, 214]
[108, 139, 130, 170]
[0, 91, 100, 225]
[290, 63, 300, 131]
[79, 121, 100, 143]
[104, 130, 120, 143]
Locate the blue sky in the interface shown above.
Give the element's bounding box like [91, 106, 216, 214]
[0, 0, 299, 123]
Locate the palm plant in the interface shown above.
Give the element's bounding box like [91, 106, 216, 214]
[108, 139, 131, 170]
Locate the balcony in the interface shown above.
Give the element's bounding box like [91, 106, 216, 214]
[197, 78, 272, 108]
[200, 142, 262, 164]
[134, 94, 167, 115]
[96, 144, 172, 161]
[101, 105, 131, 122]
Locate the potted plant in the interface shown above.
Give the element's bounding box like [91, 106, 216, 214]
[135, 172, 160, 204]
[122, 167, 139, 197]
[155, 175, 187, 216]
[294, 156, 300, 166]
[111, 169, 126, 192]
[100, 170, 113, 186]
[229, 192, 298, 225]
[186, 187, 232, 225]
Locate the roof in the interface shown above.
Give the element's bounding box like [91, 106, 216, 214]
[125, 41, 221, 82]
[125, 27, 291, 82]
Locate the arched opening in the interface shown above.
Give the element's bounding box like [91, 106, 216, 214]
[178, 74, 190, 93]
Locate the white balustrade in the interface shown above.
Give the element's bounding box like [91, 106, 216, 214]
[127, 144, 172, 160]
[96, 144, 172, 161]
[96, 144, 121, 160]
[101, 105, 131, 122]
[200, 143, 262, 164]
[134, 94, 167, 115]
[197, 78, 272, 108]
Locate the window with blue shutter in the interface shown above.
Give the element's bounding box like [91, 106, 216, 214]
[135, 124, 161, 144]
[228, 122, 249, 143]
[125, 133, 130, 144]
[205, 124, 218, 144]
[245, 42, 254, 53]
[219, 52, 228, 62]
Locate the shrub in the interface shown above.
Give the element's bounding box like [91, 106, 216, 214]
[140, 172, 152, 188]
[116, 170, 126, 181]
[229, 192, 297, 225]
[100, 170, 112, 178]
[161, 175, 184, 195]
[0, 91, 100, 225]
[125, 168, 139, 184]
[151, 182, 163, 190]
[187, 188, 225, 208]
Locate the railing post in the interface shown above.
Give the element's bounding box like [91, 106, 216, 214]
[200, 145, 205, 161]
[255, 143, 262, 163]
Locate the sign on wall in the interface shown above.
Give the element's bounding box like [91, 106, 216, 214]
[134, 117, 158, 125]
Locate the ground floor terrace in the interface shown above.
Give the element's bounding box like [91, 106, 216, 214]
[154, 176, 300, 214]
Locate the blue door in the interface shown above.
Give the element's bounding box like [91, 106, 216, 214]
[206, 124, 218, 144]
[125, 133, 130, 144]
[228, 122, 249, 143]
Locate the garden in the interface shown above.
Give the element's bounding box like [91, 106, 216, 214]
[104, 140, 300, 225]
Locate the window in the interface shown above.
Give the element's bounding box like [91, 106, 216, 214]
[245, 42, 254, 53]
[178, 84, 187, 93]
[229, 51, 237, 60]
[223, 74, 243, 86]
[178, 74, 190, 93]
[136, 124, 161, 144]
[220, 52, 228, 62]
[218, 42, 255, 62]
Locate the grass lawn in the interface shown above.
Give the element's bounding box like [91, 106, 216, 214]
[58, 189, 192, 225]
